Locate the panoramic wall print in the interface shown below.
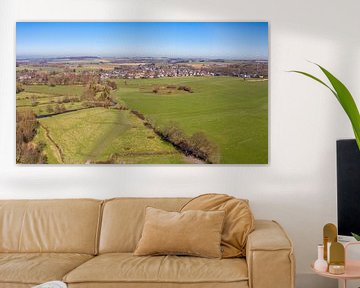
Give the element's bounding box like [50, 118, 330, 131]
[16, 22, 268, 164]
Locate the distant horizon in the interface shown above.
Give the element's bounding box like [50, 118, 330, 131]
[16, 55, 269, 61]
[16, 22, 268, 60]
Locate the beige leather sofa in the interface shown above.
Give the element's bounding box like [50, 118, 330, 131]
[0, 198, 295, 288]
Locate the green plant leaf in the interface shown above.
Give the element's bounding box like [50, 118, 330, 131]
[290, 64, 360, 150]
[351, 232, 360, 241]
[316, 64, 360, 149]
[289, 70, 337, 98]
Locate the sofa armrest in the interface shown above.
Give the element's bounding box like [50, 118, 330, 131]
[246, 220, 295, 288]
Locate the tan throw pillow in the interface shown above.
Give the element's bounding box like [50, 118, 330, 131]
[181, 194, 254, 258]
[134, 207, 225, 258]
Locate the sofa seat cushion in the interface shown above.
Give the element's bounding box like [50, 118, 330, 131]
[0, 253, 93, 285]
[64, 253, 248, 285]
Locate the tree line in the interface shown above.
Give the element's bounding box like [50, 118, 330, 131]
[16, 110, 47, 164]
[132, 111, 219, 164]
[17, 69, 103, 86]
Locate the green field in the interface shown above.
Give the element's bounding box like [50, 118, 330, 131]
[23, 84, 85, 96]
[34, 108, 186, 164]
[114, 77, 268, 164]
[17, 77, 268, 164]
[17, 85, 84, 117]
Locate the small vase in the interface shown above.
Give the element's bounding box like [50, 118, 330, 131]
[314, 244, 328, 272]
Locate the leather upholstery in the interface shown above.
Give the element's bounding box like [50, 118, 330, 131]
[0, 199, 102, 254]
[0, 253, 92, 285]
[181, 194, 255, 258]
[99, 198, 190, 253]
[246, 220, 295, 288]
[0, 284, 32, 288]
[0, 198, 295, 288]
[134, 207, 225, 258]
[63, 253, 248, 284]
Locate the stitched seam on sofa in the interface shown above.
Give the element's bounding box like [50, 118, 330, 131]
[94, 201, 105, 255]
[248, 250, 253, 288]
[248, 249, 295, 288]
[18, 201, 29, 252]
[271, 220, 295, 288]
[61, 256, 96, 282]
[49, 256, 94, 284]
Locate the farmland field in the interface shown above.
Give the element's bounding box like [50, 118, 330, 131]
[34, 108, 185, 164]
[16, 76, 267, 164]
[114, 77, 268, 164]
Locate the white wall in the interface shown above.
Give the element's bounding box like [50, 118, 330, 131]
[1, 0, 360, 287]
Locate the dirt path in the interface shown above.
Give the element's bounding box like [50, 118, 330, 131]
[86, 110, 132, 162]
[39, 123, 64, 163]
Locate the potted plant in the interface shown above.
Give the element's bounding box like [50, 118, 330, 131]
[291, 63, 360, 150]
[291, 63, 360, 240]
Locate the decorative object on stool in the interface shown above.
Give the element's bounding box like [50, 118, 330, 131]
[323, 223, 337, 262]
[314, 244, 328, 272]
[329, 242, 345, 275]
[310, 224, 360, 288]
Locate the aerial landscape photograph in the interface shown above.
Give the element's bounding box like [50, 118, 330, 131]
[16, 22, 268, 164]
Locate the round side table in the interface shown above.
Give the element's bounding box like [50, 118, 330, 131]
[311, 242, 360, 288]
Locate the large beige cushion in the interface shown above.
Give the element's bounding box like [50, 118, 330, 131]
[0, 199, 102, 254]
[134, 207, 225, 258]
[64, 253, 248, 286]
[99, 198, 190, 253]
[0, 253, 92, 285]
[181, 194, 254, 258]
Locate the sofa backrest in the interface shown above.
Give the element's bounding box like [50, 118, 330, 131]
[0, 199, 102, 255]
[99, 197, 190, 253]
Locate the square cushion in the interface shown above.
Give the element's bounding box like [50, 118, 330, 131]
[134, 207, 225, 258]
[64, 253, 248, 285]
[0, 253, 92, 285]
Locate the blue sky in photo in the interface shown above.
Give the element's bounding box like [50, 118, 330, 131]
[16, 22, 268, 59]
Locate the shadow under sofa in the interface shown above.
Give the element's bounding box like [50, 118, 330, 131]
[0, 198, 295, 288]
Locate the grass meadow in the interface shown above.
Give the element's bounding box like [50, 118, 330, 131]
[17, 77, 268, 164]
[115, 77, 268, 164]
